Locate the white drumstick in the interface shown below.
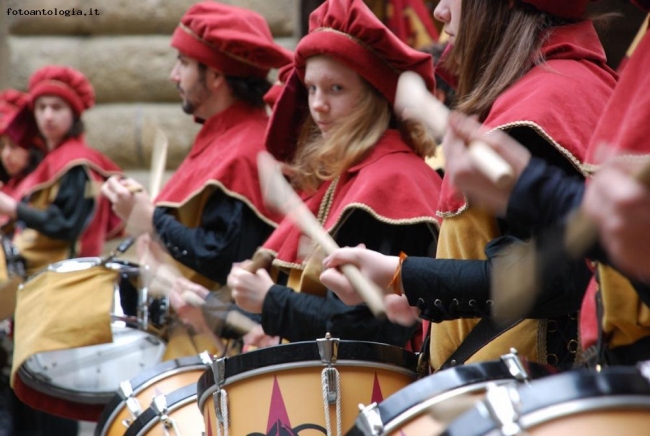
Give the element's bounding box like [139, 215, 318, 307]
[395, 71, 514, 189]
[257, 152, 386, 318]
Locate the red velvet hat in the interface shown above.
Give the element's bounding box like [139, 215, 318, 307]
[518, 0, 590, 18]
[266, 0, 435, 162]
[171, 1, 293, 78]
[0, 89, 28, 134]
[28, 66, 95, 116]
[263, 63, 293, 109]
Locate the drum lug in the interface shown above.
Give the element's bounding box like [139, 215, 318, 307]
[152, 393, 182, 435]
[211, 357, 226, 387]
[119, 380, 143, 420]
[317, 333, 340, 365]
[481, 381, 524, 436]
[355, 402, 383, 436]
[199, 350, 213, 365]
[500, 348, 530, 382]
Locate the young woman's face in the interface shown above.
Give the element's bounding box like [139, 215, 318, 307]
[434, 0, 462, 43]
[0, 136, 30, 177]
[304, 55, 367, 138]
[34, 95, 74, 146]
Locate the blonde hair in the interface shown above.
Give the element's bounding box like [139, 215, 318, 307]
[289, 77, 437, 192]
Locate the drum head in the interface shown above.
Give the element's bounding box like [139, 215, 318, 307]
[18, 324, 166, 404]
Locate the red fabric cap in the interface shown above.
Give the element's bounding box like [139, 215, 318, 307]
[296, 0, 435, 103]
[0, 89, 28, 134]
[28, 66, 95, 116]
[263, 63, 294, 108]
[519, 0, 590, 18]
[171, 1, 292, 78]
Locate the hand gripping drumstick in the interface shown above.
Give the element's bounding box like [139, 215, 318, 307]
[257, 151, 387, 318]
[395, 71, 514, 189]
[181, 250, 274, 334]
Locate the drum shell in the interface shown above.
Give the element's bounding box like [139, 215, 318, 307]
[96, 353, 210, 436]
[442, 366, 650, 436]
[198, 340, 420, 435]
[348, 359, 554, 435]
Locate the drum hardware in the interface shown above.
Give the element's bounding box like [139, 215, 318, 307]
[480, 381, 524, 436]
[96, 351, 212, 436]
[350, 348, 550, 436]
[442, 366, 650, 436]
[150, 393, 182, 436]
[319, 334, 343, 435]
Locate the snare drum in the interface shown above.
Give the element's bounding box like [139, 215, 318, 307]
[124, 383, 203, 436]
[348, 350, 554, 435]
[197, 337, 421, 435]
[11, 257, 169, 421]
[442, 365, 650, 436]
[95, 351, 212, 436]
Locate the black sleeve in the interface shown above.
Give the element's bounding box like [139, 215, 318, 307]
[261, 209, 438, 346]
[16, 166, 94, 241]
[153, 189, 274, 284]
[401, 237, 591, 322]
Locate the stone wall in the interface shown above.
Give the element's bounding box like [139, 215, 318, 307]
[1, 0, 297, 172]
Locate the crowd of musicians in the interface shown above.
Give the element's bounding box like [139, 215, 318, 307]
[1, 0, 650, 434]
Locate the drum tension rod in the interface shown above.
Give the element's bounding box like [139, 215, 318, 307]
[317, 333, 341, 403]
[152, 393, 183, 436]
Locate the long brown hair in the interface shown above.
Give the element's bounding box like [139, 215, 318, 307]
[444, 0, 570, 119]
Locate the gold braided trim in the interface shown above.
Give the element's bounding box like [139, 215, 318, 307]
[20, 159, 121, 198]
[177, 23, 266, 70]
[582, 154, 650, 176]
[155, 180, 279, 228]
[327, 202, 441, 230]
[316, 176, 339, 225]
[310, 27, 400, 75]
[537, 318, 548, 365]
[436, 120, 586, 219]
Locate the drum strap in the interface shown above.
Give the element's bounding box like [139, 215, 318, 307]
[439, 317, 523, 370]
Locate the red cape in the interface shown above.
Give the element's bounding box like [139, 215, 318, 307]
[580, 30, 650, 349]
[14, 136, 123, 256]
[155, 102, 282, 226]
[437, 21, 618, 217]
[263, 130, 442, 265]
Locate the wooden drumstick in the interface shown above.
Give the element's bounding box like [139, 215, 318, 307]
[395, 71, 514, 189]
[257, 151, 386, 318]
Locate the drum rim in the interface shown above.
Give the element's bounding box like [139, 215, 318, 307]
[196, 340, 420, 410]
[362, 359, 552, 434]
[123, 383, 197, 436]
[17, 326, 166, 406]
[444, 367, 650, 436]
[95, 354, 209, 436]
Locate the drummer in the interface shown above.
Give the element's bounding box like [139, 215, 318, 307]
[101, 2, 292, 348]
[320, 0, 618, 372]
[428, 0, 650, 367]
[0, 66, 124, 277]
[226, 0, 443, 349]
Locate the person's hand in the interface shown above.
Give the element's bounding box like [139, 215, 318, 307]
[320, 244, 399, 305]
[228, 262, 274, 314]
[167, 276, 210, 331]
[444, 112, 532, 216]
[242, 324, 280, 351]
[0, 191, 17, 218]
[101, 176, 154, 234]
[385, 294, 420, 326]
[582, 160, 650, 281]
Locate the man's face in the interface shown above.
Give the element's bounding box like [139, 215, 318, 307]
[169, 53, 211, 115]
